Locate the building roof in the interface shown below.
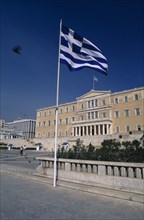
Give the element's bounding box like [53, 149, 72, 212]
[76, 89, 111, 101]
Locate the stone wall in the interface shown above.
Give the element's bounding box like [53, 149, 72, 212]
[34, 132, 142, 150]
[1, 138, 35, 148]
[36, 157, 144, 194]
[1, 132, 142, 151]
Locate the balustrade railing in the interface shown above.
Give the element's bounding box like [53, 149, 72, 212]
[37, 157, 144, 180]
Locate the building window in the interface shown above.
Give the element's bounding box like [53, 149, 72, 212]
[88, 111, 99, 120]
[115, 98, 119, 104]
[72, 106, 75, 111]
[125, 109, 130, 117]
[80, 116, 84, 121]
[59, 108, 62, 114]
[95, 111, 99, 119]
[137, 125, 141, 131]
[91, 100, 94, 107]
[135, 108, 141, 116]
[48, 121, 51, 126]
[88, 101, 91, 108]
[81, 104, 84, 109]
[91, 112, 94, 119]
[115, 126, 120, 133]
[65, 118, 68, 124]
[126, 125, 130, 132]
[102, 100, 106, 106]
[44, 112, 46, 116]
[115, 111, 119, 118]
[59, 119, 62, 125]
[43, 121, 46, 126]
[134, 94, 139, 100]
[72, 117, 75, 122]
[124, 96, 128, 102]
[66, 107, 68, 112]
[38, 122, 41, 127]
[54, 120, 56, 125]
[95, 99, 98, 107]
[88, 112, 91, 119]
[102, 112, 106, 118]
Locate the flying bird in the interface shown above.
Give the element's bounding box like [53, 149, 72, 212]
[12, 45, 22, 54]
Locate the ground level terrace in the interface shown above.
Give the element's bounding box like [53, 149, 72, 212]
[72, 123, 111, 136]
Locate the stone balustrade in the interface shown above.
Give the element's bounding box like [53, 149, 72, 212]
[36, 157, 144, 193]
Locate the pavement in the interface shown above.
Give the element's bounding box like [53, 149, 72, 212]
[0, 149, 144, 220]
[1, 172, 144, 220]
[0, 149, 53, 168]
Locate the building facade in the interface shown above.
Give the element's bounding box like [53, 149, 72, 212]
[35, 87, 144, 141]
[6, 119, 36, 139]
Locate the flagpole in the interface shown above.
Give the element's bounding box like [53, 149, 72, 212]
[53, 19, 62, 187]
[93, 76, 98, 90]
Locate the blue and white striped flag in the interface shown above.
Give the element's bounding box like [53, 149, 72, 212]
[60, 24, 108, 75]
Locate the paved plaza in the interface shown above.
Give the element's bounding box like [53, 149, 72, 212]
[0, 150, 144, 220]
[0, 149, 53, 170]
[1, 173, 144, 220]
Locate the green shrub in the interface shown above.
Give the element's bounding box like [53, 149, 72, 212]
[0, 142, 7, 150]
[57, 139, 144, 162]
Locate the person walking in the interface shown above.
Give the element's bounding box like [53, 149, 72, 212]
[20, 146, 23, 156]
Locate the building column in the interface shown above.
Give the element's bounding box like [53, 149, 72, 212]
[90, 126, 92, 136]
[78, 126, 80, 136]
[107, 124, 109, 134]
[72, 127, 74, 136]
[83, 126, 85, 136]
[96, 125, 98, 135]
[86, 126, 89, 136]
[109, 124, 112, 134]
[102, 124, 105, 135]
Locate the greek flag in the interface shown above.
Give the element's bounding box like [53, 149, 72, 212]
[60, 24, 108, 75]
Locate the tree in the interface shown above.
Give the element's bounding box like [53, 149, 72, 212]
[57, 138, 144, 162]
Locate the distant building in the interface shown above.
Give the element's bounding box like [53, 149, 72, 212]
[0, 127, 24, 140]
[35, 87, 144, 141]
[0, 119, 5, 128]
[5, 119, 36, 139]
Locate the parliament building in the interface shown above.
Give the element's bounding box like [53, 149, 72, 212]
[35, 87, 144, 146]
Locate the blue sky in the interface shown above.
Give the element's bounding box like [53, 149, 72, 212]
[1, 0, 144, 122]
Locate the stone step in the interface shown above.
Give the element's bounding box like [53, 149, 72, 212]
[33, 173, 144, 204]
